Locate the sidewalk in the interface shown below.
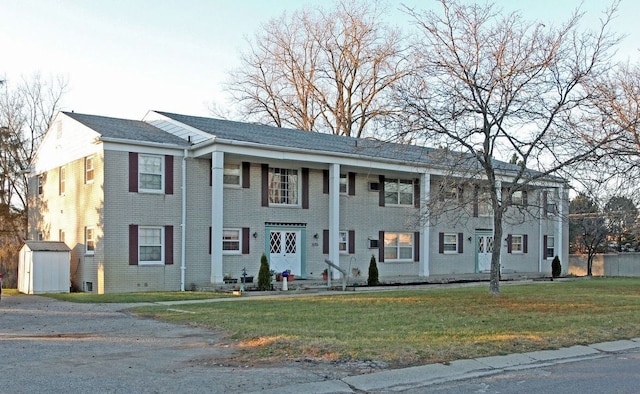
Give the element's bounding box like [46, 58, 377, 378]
[247, 339, 640, 393]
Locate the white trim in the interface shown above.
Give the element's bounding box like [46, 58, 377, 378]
[138, 226, 164, 265]
[222, 228, 242, 255]
[138, 153, 165, 194]
[442, 233, 459, 254]
[383, 232, 414, 262]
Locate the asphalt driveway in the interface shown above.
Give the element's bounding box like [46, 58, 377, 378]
[0, 295, 345, 394]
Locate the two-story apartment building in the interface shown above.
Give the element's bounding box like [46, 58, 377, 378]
[29, 110, 568, 293]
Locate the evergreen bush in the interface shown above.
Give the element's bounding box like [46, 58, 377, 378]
[257, 253, 271, 291]
[551, 255, 562, 278]
[367, 254, 380, 286]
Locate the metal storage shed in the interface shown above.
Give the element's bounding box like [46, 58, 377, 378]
[18, 241, 71, 294]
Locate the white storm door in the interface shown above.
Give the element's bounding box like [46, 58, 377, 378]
[269, 230, 301, 275]
[477, 234, 493, 272]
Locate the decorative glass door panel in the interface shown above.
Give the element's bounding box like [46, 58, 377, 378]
[477, 234, 493, 272]
[269, 230, 301, 275]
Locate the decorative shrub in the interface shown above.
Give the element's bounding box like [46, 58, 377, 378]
[367, 254, 380, 286]
[551, 256, 562, 278]
[257, 253, 271, 291]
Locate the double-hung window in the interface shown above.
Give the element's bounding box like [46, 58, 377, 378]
[443, 233, 459, 253]
[511, 235, 524, 253]
[512, 190, 527, 206]
[384, 179, 413, 206]
[222, 229, 241, 254]
[268, 168, 299, 205]
[224, 163, 241, 186]
[139, 154, 163, 192]
[85, 227, 95, 255]
[383, 232, 414, 261]
[139, 226, 163, 264]
[546, 236, 555, 258]
[339, 174, 348, 194]
[59, 166, 65, 195]
[339, 231, 349, 254]
[85, 156, 94, 183]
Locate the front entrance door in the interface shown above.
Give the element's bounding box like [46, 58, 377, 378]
[269, 230, 302, 275]
[476, 233, 493, 272]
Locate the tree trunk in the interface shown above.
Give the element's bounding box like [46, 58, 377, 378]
[490, 208, 503, 295]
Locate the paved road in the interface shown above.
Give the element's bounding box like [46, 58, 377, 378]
[1, 294, 639, 394]
[412, 348, 640, 394]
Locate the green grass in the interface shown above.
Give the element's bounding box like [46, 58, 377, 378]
[131, 278, 640, 367]
[42, 291, 232, 303]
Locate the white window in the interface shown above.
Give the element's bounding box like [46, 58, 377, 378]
[59, 166, 65, 195]
[443, 233, 459, 254]
[85, 156, 94, 183]
[384, 179, 413, 205]
[511, 235, 524, 253]
[37, 175, 44, 195]
[339, 231, 348, 254]
[139, 226, 163, 264]
[85, 227, 95, 255]
[339, 174, 348, 194]
[512, 190, 527, 205]
[139, 154, 163, 192]
[223, 228, 241, 254]
[384, 232, 414, 261]
[268, 168, 299, 205]
[546, 236, 555, 258]
[224, 163, 241, 186]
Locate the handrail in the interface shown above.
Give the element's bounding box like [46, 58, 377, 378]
[324, 259, 347, 291]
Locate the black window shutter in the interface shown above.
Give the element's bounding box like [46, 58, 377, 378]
[378, 230, 385, 262]
[208, 227, 212, 255]
[165, 225, 174, 265]
[458, 233, 464, 254]
[302, 167, 309, 209]
[507, 234, 513, 253]
[348, 172, 356, 196]
[242, 162, 250, 188]
[129, 225, 138, 265]
[378, 175, 385, 207]
[323, 170, 329, 194]
[543, 235, 548, 260]
[242, 227, 250, 254]
[261, 164, 269, 207]
[129, 153, 138, 192]
[542, 191, 548, 216]
[438, 232, 444, 254]
[348, 230, 355, 254]
[323, 229, 329, 254]
[165, 155, 174, 195]
[414, 231, 420, 261]
[523, 234, 528, 254]
[414, 179, 420, 208]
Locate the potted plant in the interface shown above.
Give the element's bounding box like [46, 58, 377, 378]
[322, 268, 329, 280]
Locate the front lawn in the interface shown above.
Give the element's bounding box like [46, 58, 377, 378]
[131, 278, 640, 367]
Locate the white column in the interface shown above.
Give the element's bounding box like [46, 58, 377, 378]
[210, 150, 224, 283]
[420, 172, 430, 277]
[328, 163, 340, 280]
[556, 185, 564, 272]
[496, 180, 502, 272]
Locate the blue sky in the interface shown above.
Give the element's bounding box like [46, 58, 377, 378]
[1, 0, 638, 120]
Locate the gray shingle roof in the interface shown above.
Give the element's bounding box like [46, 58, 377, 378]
[64, 112, 190, 147]
[155, 111, 441, 165]
[155, 111, 528, 173]
[23, 241, 71, 252]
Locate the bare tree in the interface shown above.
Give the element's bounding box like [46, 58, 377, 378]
[0, 73, 67, 287]
[569, 193, 607, 276]
[394, 0, 621, 294]
[225, 0, 412, 137]
[603, 195, 638, 251]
